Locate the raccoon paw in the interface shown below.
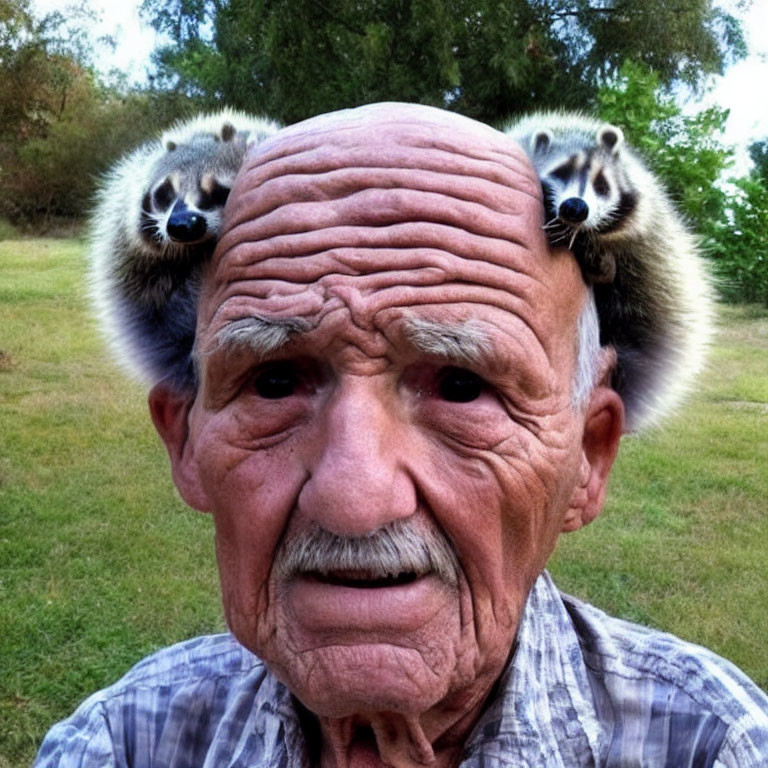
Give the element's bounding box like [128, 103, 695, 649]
[585, 252, 617, 284]
[597, 251, 617, 283]
[574, 247, 616, 285]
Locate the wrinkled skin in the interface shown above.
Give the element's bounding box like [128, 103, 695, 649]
[150, 104, 623, 768]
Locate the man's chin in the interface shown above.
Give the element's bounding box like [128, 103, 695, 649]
[259, 573, 467, 719]
[277, 642, 456, 719]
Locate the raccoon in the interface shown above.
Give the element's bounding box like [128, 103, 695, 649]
[506, 111, 715, 431]
[89, 110, 280, 391]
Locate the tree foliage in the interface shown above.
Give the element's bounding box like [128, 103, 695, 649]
[748, 139, 768, 186]
[141, 0, 747, 125]
[0, 0, 189, 225]
[716, 175, 768, 305]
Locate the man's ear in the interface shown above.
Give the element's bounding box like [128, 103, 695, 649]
[562, 384, 624, 532]
[148, 384, 211, 512]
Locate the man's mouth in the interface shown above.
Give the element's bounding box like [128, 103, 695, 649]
[307, 569, 422, 589]
[286, 566, 451, 635]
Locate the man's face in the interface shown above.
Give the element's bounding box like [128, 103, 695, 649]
[153, 105, 620, 726]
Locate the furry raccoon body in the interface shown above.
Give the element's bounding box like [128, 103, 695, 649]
[506, 111, 715, 430]
[89, 109, 280, 391]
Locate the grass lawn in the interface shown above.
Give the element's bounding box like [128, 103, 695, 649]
[1, 238, 767, 765]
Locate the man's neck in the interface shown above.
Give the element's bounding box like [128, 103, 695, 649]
[314, 688, 497, 768]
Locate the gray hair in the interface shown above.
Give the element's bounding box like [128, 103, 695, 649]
[272, 518, 460, 588]
[403, 317, 492, 366]
[573, 288, 602, 408]
[208, 316, 310, 358]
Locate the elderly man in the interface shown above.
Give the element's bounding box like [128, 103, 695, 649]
[37, 103, 768, 767]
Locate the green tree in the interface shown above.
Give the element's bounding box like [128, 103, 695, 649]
[141, 0, 748, 125]
[715, 141, 768, 306]
[717, 176, 768, 305]
[748, 139, 768, 186]
[0, 0, 189, 226]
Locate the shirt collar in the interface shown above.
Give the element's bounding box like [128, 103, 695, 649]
[461, 571, 604, 765]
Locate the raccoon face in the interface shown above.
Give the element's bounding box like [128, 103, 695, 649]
[530, 122, 636, 243]
[139, 170, 233, 253]
[540, 150, 623, 235]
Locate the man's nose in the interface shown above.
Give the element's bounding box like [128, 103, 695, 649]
[297, 379, 417, 536]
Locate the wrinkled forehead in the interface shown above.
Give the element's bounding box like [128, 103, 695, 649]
[199, 103, 584, 357]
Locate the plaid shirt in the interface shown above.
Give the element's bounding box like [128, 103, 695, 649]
[35, 571, 768, 767]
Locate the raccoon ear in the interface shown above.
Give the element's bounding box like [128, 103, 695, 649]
[532, 129, 553, 154]
[166, 140, 177, 152]
[220, 122, 236, 142]
[598, 125, 624, 154]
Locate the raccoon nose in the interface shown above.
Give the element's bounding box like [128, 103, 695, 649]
[559, 197, 589, 224]
[167, 200, 208, 242]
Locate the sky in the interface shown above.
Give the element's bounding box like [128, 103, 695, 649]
[32, 0, 166, 85]
[30, 0, 768, 174]
[704, 1, 768, 173]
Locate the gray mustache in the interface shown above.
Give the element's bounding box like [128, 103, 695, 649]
[273, 519, 460, 587]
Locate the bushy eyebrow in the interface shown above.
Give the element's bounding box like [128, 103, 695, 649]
[198, 316, 310, 364]
[402, 317, 493, 366]
[196, 315, 493, 376]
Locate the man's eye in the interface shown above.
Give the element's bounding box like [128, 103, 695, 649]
[253, 362, 299, 399]
[437, 367, 485, 403]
